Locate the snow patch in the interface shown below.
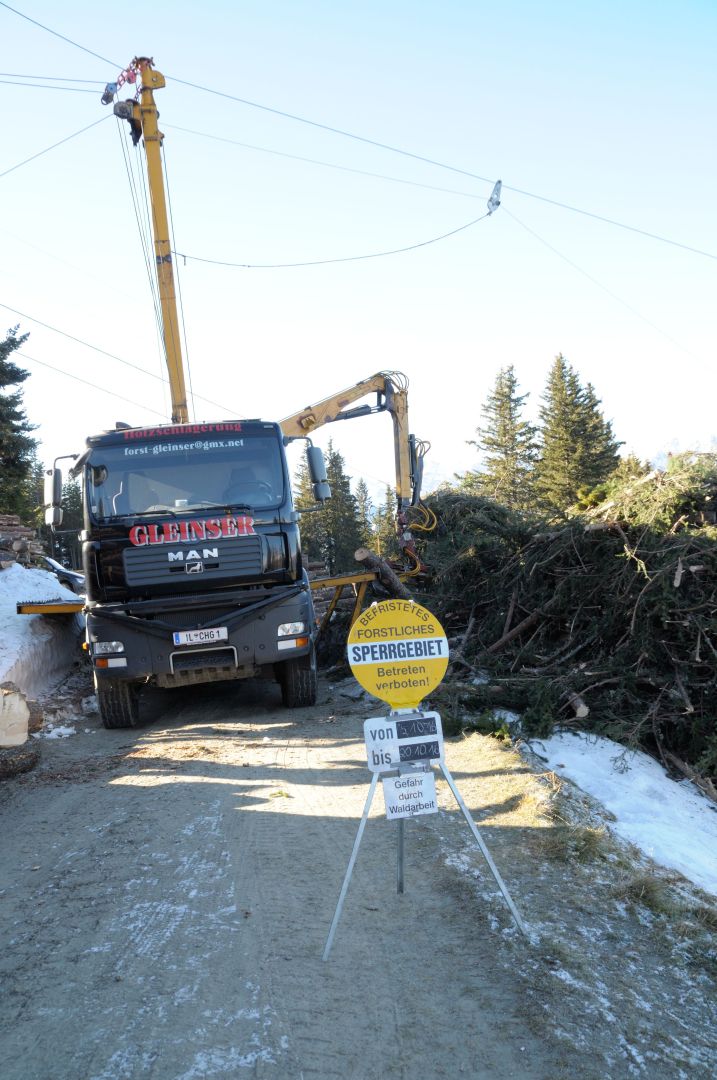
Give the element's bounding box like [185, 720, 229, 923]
[40, 724, 77, 739]
[0, 564, 81, 697]
[531, 731, 717, 897]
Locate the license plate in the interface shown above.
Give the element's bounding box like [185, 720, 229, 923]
[173, 627, 228, 646]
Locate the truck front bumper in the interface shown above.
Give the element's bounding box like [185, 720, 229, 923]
[87, 584, 315, 687]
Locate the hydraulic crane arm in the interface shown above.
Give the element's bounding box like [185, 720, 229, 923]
[109, 58, 188, 424]
[280, 371, 425, 509]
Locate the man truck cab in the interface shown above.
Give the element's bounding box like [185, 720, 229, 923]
[46, 420, 330, 727]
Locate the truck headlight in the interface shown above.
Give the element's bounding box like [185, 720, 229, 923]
[93, 640, 125, 655]
[278, 622, 305, 637]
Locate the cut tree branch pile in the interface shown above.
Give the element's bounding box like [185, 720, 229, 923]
[420, 456, 717, 789]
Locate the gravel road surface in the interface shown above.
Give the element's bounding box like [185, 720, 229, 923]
[1, 674, 715, 1079]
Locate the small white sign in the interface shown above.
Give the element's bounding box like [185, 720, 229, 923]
[382, 770, 438, 819]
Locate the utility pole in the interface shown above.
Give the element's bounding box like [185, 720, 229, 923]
[110, 58, 189, 424]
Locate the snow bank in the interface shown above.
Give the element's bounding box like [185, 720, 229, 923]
[0, 564, 82, 698]
[533, 731, 717, 898]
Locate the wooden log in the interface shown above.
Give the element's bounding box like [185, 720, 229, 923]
[486, 594, 561, 655]
[566, 693, 589, 719]
[354, 548, 412, 601]
[502, 588, 518, 638]
[663, 750, 717, 805]
[486, 608, 542, 654]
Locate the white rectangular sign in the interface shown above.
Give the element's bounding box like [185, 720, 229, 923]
[382, 770, 438, 819]
[363, 712, 444, 773]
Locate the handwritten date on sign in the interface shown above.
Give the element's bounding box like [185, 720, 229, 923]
[363, 712, 444, 773]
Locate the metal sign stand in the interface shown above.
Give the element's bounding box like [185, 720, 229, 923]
[323, 773, 378, 962]
[322, 754, 528, 961]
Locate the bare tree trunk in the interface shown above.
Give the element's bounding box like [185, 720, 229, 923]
[354, 548, 412, 601]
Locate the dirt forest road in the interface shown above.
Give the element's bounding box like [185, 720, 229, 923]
[2, 674, 716, 1080]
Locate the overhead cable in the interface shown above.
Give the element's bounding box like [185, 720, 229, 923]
[175, 210, 493, 270]
[0, 301, 237, 416]
[0, 71, 105, 82]
[0, 115, 109, 180]
[0, 78, 97, 91]
[165, 76, 716, 262]
[19, 352, 170, 418]
[0, 2, 119, 67]
[164, 123, 484, 201]
[503, 186, 717, 262]
[4, 0, 713, 262]
[162, 142, 197, 421]
[165, 74, 495, 186]
[503, 207, 704, 362]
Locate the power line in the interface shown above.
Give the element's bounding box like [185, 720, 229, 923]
[114, 120, 167, 379]
[0, 2, 118, 67]
[18, 352, 170, 418]
[164, 122, 484, 201]
[1, 300, 165, 379]
[503, 185, 717, 263]
[503, 207, 704, 363]
[4, 0, 713, 262]
[0, 301, 238, 416]
[0, 71, 104, 82]
[166, 76, 717, 262]
[0, 115, 109, 180]
[166, 74, 494, 186]
[175, 211, 493, 270]
[162, 141, 197, 421]
[0, 78, 97, 92]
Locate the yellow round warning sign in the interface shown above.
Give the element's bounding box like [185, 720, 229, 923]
[346, 599, 449, 709]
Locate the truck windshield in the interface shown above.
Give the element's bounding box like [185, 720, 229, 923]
[86, 434, 286, 520]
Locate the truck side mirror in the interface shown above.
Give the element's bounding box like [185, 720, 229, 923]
[45, 506, 63, 527]
[44, 468, 62, 508]
[306, 446, 331, 503]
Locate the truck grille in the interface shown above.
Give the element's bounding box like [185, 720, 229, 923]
[123, 536, 263, 587]
[170, 647, 238, 673]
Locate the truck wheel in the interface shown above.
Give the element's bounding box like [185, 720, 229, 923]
[96, 679, 141, 729]
[278, 647, 318, 708]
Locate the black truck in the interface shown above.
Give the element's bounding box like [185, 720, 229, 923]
[46, 419, 329, 728]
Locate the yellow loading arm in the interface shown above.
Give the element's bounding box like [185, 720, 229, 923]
[110, 59, 188, 424]
[280, 371, 418, 509]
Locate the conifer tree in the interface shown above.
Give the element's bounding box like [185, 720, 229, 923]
[294, 454, 328, 567]
[465, 365, 537, 509]
[535, 354, 621, 514]
[22, 455, 46, 529]
[61, 477, 84, 531]
[354, 478, 374, 548]
[0, 327, 37, 517]
[374, 486, 400, 560]
[322, 442, 363, 573]
[293, 442, 363, 573]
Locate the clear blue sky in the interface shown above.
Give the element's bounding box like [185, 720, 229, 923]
[1, 0, 715, 502]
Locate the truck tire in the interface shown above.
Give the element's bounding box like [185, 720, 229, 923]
[278, 647, 318, 708]
[96, 679, 141, 729]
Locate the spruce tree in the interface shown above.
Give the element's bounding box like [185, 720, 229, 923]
[374, 486, 400, 560]
[294, 455, 328, 568]
[61, 477, 84, 531]
[58, 477, 84, 566]
[354, 478, 374, 548]
[0, 327, 37, 517]
[293, 441, 363, 573]
[17, 453, 45, 527]
[535, 354, 621, 514]
[465, 365, 537, 509]
[321, 442, 363, 573]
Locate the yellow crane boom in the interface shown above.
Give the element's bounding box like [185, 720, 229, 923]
[280, 370, 419, 510]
